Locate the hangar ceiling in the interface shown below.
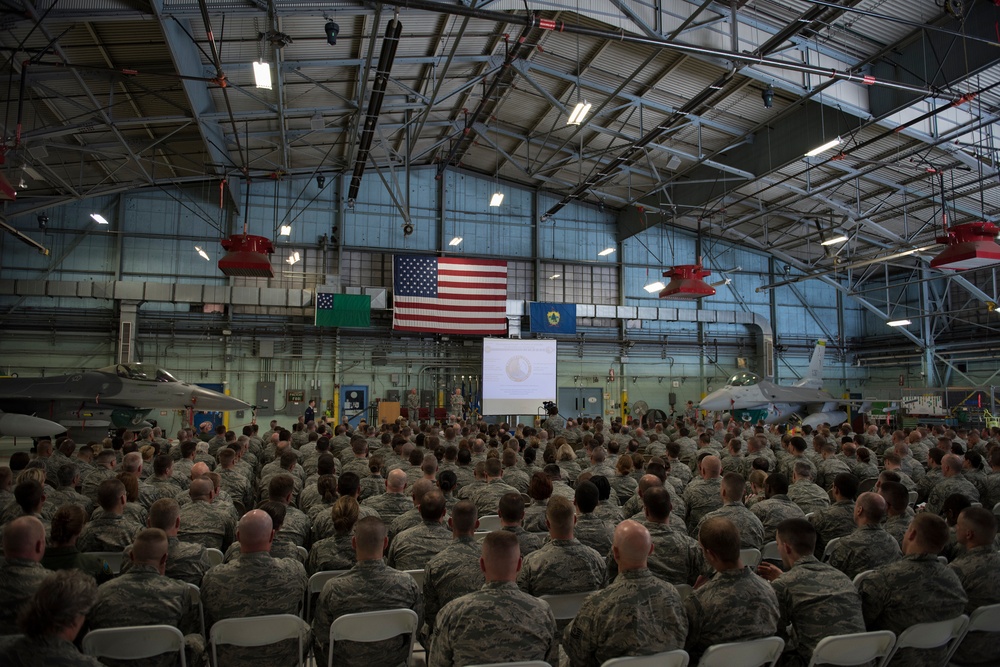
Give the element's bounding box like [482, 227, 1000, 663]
[1, 0, 999, 342]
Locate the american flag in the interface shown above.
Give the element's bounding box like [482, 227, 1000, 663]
[392, 255, 508, 335]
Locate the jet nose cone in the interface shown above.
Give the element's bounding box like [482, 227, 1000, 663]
[698, 391, 728, 411]
[188, 387, 251, 411]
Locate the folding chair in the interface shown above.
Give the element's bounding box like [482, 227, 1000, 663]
[761, 541, 780, 562]
[697, 636, 784, 667]
[328, 608, 419, 667]
[83, 625, 186, 667]
[186, 583, 206, 638]
[601, 649, 690, 666]
[740, 548, 762, 569]
[852, 569, 875, 589]
[474, 531, 490, 542]
[908, 491, 918, 507]
[405, 569, 425, 587]
[883, 615, 968, 667]
[211, 613, 310, 667]
[857, 478, 877, 494]
[297, 545, 309, 561]
[805, 630, 896, 667]
[204, 548, 224, 567]
[822, 537, 842, 562]
[468, 662, 552, 667]
[945, 603, 1000, 665]
[303, 570, 350, 622]
[89, 551, 125, 574]
[477, 515, 502, 531]
[539, 591, 593, 623]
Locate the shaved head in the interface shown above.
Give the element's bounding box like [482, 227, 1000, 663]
[130, 528, 169, 567]
[481, 530, 522, 582]
[612, 520, 653, 571]
[857, 492, 887, 524]
[189, 478, 213, 500]
[2, 516, 45, 561]
[701, 455, 722, 478]
[190, 461, 210, 479]
[237, 509, 274, 553]
[386, 469, 408, 492]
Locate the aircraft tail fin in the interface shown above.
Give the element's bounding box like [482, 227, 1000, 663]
[794, 339, 826, 389]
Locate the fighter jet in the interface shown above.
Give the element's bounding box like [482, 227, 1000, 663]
[0, 410, 64, 438]
[0, 363, 250, 439]
[699, 340, 853, 427]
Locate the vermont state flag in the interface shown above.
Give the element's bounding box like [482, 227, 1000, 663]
[529, 302, 576, 334]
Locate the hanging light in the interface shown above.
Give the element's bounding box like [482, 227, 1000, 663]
[253, 60, 272, 90]
[194, 245, 210, 261]
[643, 281, 666, 293]
[804, 137, 842, 157]
[548, 274, 561, 279]
[279, 224, 292, 236]
[886, 319, 912, 327]
[489, 192, 504, 207]
[90, 213, 110, 225]
[820, 234, 849, 246]
[567, 101, 592, 125]
[286, 251, 301, 265]
[448, 237, 463, 246]
[598, 247, 615, 256]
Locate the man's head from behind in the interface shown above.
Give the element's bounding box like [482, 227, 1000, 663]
[480, 530, 522, 582]
[611, 520, 653, 572]
[545, 495, 576, 539]
[774, 517, 816, 569]
[237, 509, 275, 554]
[353, 516, 388, 561]
[956, 506, 998, 550]
[903, 513, 950, 555]
[698, 517, 741, 569]
[129, 528, 169, 574]
[449, 500, 479, 536]
[2, 515, 46, 562]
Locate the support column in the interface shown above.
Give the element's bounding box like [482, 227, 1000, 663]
[118, 301, 139, 364]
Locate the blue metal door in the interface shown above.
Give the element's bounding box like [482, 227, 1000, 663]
[340, 385, 369, 427]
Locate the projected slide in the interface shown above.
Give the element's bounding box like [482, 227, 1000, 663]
[482, 339, 557, 415]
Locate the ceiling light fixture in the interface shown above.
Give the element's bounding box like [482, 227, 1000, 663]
[567, 101, 592, 125]
[279, 224, 292, 236]
[194, 245, 210, 261]
[448, 236, 463, 246]
[23, 166, 41, 181]
[643, 281, 666, 293]
[598, 247, 615, 256]
[886, 319, 912, 327]
[90, 213, 109, 225]
[804, 137, 842, 157]
[549, 274, 561, 279]
[820, 234, 849, 246]
[253, 60, 272, 90]
[325, 21, 340, 45]
[489, 192, 504, 207]
[286, 251, 301, 265]
[761, 84, 774, 108]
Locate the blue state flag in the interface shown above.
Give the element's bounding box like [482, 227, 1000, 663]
[529, 302, 576, 334]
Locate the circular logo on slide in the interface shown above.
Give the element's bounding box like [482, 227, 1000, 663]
[505, 355, 532, 382]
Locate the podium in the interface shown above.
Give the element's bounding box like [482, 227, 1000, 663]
[378, 401, 401, 424]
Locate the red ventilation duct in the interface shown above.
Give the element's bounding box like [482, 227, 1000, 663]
[930, 222, 1000, 271]
[218, 234, 275, 278]
[658, 264, 716, 300]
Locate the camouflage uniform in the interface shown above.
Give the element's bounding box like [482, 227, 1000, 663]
[827, 524, 901, 580]
[859, 553, 968, 667]
[121, 536, 212, 586]
[386, 520, 453, 571]
[361, 491, 412, 526]
[623, 487, 686, 524]
[948, 544, 1000, 665]
[523, 500, 549, 533]
[428, 581, 557, 667]
[594, 501, 624, 525]
[201, 551, 308, 667]
[77, 513, 142, 553]
[517, 539, 606, 595]
[148, 475, 185, 501]
[82, 467, 117, 502]
[311, 560, 422, 667]
[696, 502, 765, 549]
[359, 475, 386, 502]
[787, 480, 831, 515]
[563, 568, 688, 667]
[609, 474, 639, 505]
[926, 476, 981, 515]
[306, 533, 356, 575]
[88, 563, 206, 667]
[177, 500, 236, 551]
[683, 566, 780, 663]
[750, 494, 806, 543]
[277, 505, 311, 548]
[683, 478, 723, 537]
[0, 635, 105, 666]
[501, 525, 543, 557]
[808, 499, 857, 555]
[313, 504, 379, 542]
[816, 457, 853, 491]
[422, 536, 484, 637]
[884, 513, 912, 549]
[217, 469, 252, 511]
[770, 555, 865, 665]
[502, 468, 530, 494]
[470, 479, 521, 517]
[388, 507, 423, 543]
[573, 513, 615, 556]
[222, 539, 304, 564]
[340, 456, 371, 480]
[607, 521, 705, 586]
[0, 558, 49, 635]
[47, 486, 94, 514]
[982, 472, 1000, 510]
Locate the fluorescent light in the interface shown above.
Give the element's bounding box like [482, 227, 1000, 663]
[567, 101, 592, 125]
[886, 319, 912, 327]
[194, 245, 210, 261]
[286, 251, 301, 265]
[448, 236, 463, 246]
[643, 281, 666, 293]
[804, 137, 842, 157]
[549, 274, 561, 279]
[23, 166, 42, 181]
[17, 178, 27, 189]
[253, 60, 272, 90]
[90, 213, 109, 225]
[279, 225, 292, 236]
[821, 234, 849, 246]
[490, 192, 504, 207]
[598, 247, 615, 256]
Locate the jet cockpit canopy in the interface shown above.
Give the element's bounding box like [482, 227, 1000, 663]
[99, 364, 180, 383]
[727, 371, 761, 387]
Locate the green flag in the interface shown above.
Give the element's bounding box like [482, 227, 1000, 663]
[315, 292, 371, 327]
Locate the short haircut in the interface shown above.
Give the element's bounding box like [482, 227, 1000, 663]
[97, 478, 126, 510]
[131, 527, 169, 563]
[267, 474, 296, 501]
[911, 513, 950, 552]
[153, 455, 173, 476]
[450, 500, 478, 533]
[180, 441, 198, 458]
[257, 500, 287, 531]
[878, 481, 908, 513]
[482, 529, 520, 563]
[574, 481, 600, 513]
[775, 517, 817, 556]
[642, 486, 672, 521]
[545, 495, 575, 532]
[485, 458, 502, 477]
[497, 493, 525, 522]
[14, 480, 44, 513]
[354, 516, 387, 552]
[833, 473, 859, 499]
[793, 460, 814, 479]
[699, 516, 741, 565]
[960, 506, 998, 543]
[148, 498, 181, 530]
[418, 490, 446, 521]
[217, 448, 236, 466]
[721, 472, 745, 500]
[56, 464, 78, 488]
[337, 471, 361, 497]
